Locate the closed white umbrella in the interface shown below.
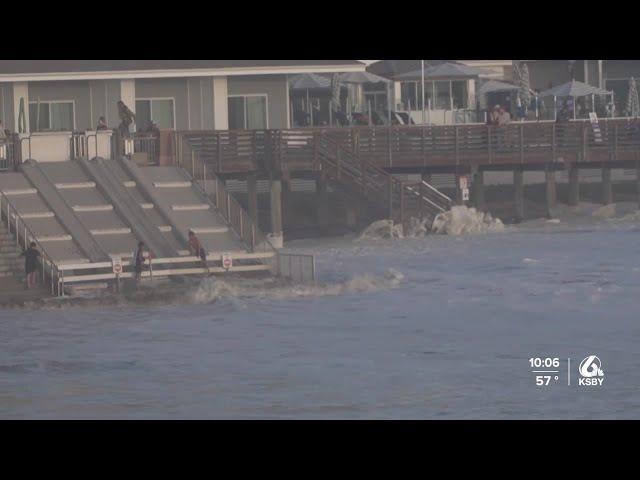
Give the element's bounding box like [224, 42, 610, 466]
[626, 77, 639, 117]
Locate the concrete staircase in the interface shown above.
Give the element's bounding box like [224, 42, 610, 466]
[0, 225, 24, 279]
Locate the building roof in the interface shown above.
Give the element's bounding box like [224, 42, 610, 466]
[0, 60, 365, 82]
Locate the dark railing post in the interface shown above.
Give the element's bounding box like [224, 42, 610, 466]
[613, 123, 618, 161]
[454, 126, 459, 165]
[551, 124, 556, 163]
[520, 124, 525, 163]
[581, 122, 587, 162]
[399, 182, 405, 226]
[278, 131, 284, 173]
[216, 131, 222, 173]
[387, 127, 392, 168]
[487, 126, 493, 164]
[388, 177, 394, 220]
[313, 130, 319, 171]
[421, 126, 426, 167]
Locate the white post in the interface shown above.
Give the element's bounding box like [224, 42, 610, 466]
[213, 77, 229, 130]
[120, 79, 136, 132]
[421, 60, 426, 125]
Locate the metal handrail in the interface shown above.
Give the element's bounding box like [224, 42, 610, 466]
[176, 132, 275, 255]
[0, 190, 60, 295]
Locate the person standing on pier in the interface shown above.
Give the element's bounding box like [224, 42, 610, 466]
[20, 242, 40, 290]
[188, 230, 209, 272]
[117, 101, 136, 138]
[133, 241, 147, 283]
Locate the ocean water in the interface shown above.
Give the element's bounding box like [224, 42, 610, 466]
[1, 204, 640, 419]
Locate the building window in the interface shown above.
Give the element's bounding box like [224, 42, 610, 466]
[364, 92, 388, 112]
[434, 81, 451, 110]
[135, 98, 175, 130]
[28, 101, 74, 132]
[400, 82, 418, 110]
[451, 81, 468, 109]
[228, 95, 267, 130]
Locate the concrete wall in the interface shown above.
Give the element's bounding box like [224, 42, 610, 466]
[135, 77, 216, 130]
[28, 81, 92, 131]
[89, 80, 121, 129]
[228, 74, 289, 128]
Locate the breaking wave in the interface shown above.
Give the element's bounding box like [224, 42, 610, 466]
[190, 269, 405, 304]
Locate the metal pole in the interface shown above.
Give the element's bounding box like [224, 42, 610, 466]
[387, 81, 393, 125]
[611, 91, 615, 117]
[421, 60, 426, 125]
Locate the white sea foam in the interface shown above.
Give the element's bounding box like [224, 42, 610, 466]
[432, 206, 504, 235]
[189, 268, 405, 304]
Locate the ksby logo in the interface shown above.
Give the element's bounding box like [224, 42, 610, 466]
[578, 355, 604, 386]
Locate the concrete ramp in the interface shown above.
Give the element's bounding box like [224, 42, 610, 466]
[77, 157, 177, 258]
[36, 162, 138, 258]
[117, 159, 246, 254]
[0, 172, 87, 264]
[20, 161, 107, 262]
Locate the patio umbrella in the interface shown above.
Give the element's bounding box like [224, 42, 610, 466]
[626, 77, 639, 117]
[289, 73, 331, 90]
[540, 80, 613, 121]
[512, 60, 522, 91]
[519, 62, 532, 108]
[289, 73, 331, 126]
[540, 80, 611, 98]
[477, 80, 519, 110]
[18, 97, 26, 133]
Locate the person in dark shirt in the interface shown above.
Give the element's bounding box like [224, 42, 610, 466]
[117, 101, 136, 138]
[133, 241, 146, 283]
[188, 230, 208, 272]
[20, 242, 41, 289]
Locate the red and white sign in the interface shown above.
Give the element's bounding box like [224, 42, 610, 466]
[459, 176, 468, 190]
[221, 252, 233, 270]
[111, 256, 123, 275]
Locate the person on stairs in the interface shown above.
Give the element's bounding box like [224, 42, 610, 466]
[20, 242, 40, 290]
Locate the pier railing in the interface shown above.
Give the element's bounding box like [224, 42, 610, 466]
[0, 190, 61, 295]
[175, 131, 275, 255]
[176, 119, 640, 173]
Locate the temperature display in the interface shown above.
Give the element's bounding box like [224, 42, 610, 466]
[529, 357, 562, 387]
